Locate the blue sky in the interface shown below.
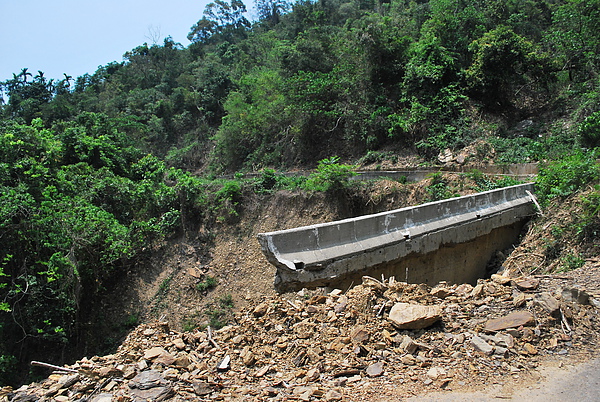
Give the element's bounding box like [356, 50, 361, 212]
[0, 0, 216, 82]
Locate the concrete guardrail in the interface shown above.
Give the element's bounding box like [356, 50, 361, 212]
[257, 183, 537, 291]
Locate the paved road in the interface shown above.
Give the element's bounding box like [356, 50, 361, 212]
[407, 358, 600, 402]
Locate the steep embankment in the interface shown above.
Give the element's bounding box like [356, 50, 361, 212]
[96, 177, 435, 335]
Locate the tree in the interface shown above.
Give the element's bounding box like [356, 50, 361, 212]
[545, 0, 600, 82]
[19, 68, 32, 83]
[466, 26, 553, 108]
[255, 0, 290, 26]
[188, 0, 250, 44]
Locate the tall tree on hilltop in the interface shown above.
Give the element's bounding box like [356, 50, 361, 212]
[19, 68, 32, 83]
[188, 0, 250, 44]
[255, 0, 290, 26]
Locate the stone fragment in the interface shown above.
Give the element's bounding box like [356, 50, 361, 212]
[455, 283, 473, 297]
[398, 335, 418, 354]
[253, 303, 269, 317]
[308, 295, 327, 304]
[104, 380, 117, 391]
[366, 361, 384, 377]
[430, 286, 453, 299]
[192, 381, 214, 396]
[562, 287, 590, 305]
[388, 303, 442, 330]
[217, 355, 231, 371]
[129, 370, 173, 401]
[90, 394, 113, 402]
[306, 367, 320, 381]
[155, 351, 176, 366]
[524, 343, 538, 355]
[438, 148, 454, 163]
[494, 346, 508, 356]
[174, 354, 191, 368]
[350, 326, 370, 343]
[426, 366, 446, 380]
[513, 292, 527, 307]
[254, 365, 270, 378]
[491, 274, 512, 285]
[187, 267, 202, 278]
[470, 335, 494, 355]
[534, 292, 560, 316]
[484, 311, 535, 332]
[123, 366, 137, 380]
[172, 338, 186, 350]
[400, 354, 416, 365]
[493, 333, 515, 349]
[129, 370, 168, 389]
[325, 389, 343, 401]
[382, 329, 394, 343]
[514, 277, 539, 291]
[241, 346, 256, 367]
[471, 284, 484, 298]
[97, 367, 123, 378]
[144, 347, 166, 360]
[334, 296, 348, 314]
[57, 373, 79, 388]
[362, 276, 386, 291]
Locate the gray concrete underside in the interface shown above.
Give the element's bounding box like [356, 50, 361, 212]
[257, 183, 536, 292]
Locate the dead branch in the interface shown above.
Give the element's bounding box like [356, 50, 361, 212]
[207, 325, 220, 350]
[31, 360, 78, 373]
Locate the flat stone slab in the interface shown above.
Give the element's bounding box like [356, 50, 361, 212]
[388, 303, 442, 330]
[484, 311, 535, 332]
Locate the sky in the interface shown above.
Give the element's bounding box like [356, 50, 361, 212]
[0, 0, 216, 82]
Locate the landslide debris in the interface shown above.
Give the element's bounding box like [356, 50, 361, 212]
[6, 272, 599, 402]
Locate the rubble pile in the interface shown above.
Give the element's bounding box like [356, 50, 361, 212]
[4, 274, 599, 402]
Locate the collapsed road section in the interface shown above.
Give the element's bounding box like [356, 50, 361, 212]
[257, 183, 537, 291]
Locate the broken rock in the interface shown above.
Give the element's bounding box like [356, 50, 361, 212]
[398, 335, 419, 354]
[366, 361, 384, 377]
[534, 292, 560, 316]
[470, 335, 494, 355]
[562, 287, 590, 305]
[388, 303, 442, 330]
[514, 277, 539, 291]
[484, 310, 535, 332]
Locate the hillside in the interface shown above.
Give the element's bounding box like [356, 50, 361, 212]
[1, 0, 600, 390]
[4, 175, 600, 401]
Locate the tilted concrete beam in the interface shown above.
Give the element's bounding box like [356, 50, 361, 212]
[257, 183, 537, 291]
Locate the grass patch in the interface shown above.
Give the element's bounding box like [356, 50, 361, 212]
[204, 293, 235, 330]
[196, 275, 218, 292]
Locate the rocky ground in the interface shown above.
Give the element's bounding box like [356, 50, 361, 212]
[4, 264, 599, 401]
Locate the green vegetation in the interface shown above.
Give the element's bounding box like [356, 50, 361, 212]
[205, 293, 235, 329]
[536, 150, 600, 206]
[1, 0, 600, 387]
[303, 156, 357, 192]
[426, 172, 455, 201]
[196, 275, 218, 292]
